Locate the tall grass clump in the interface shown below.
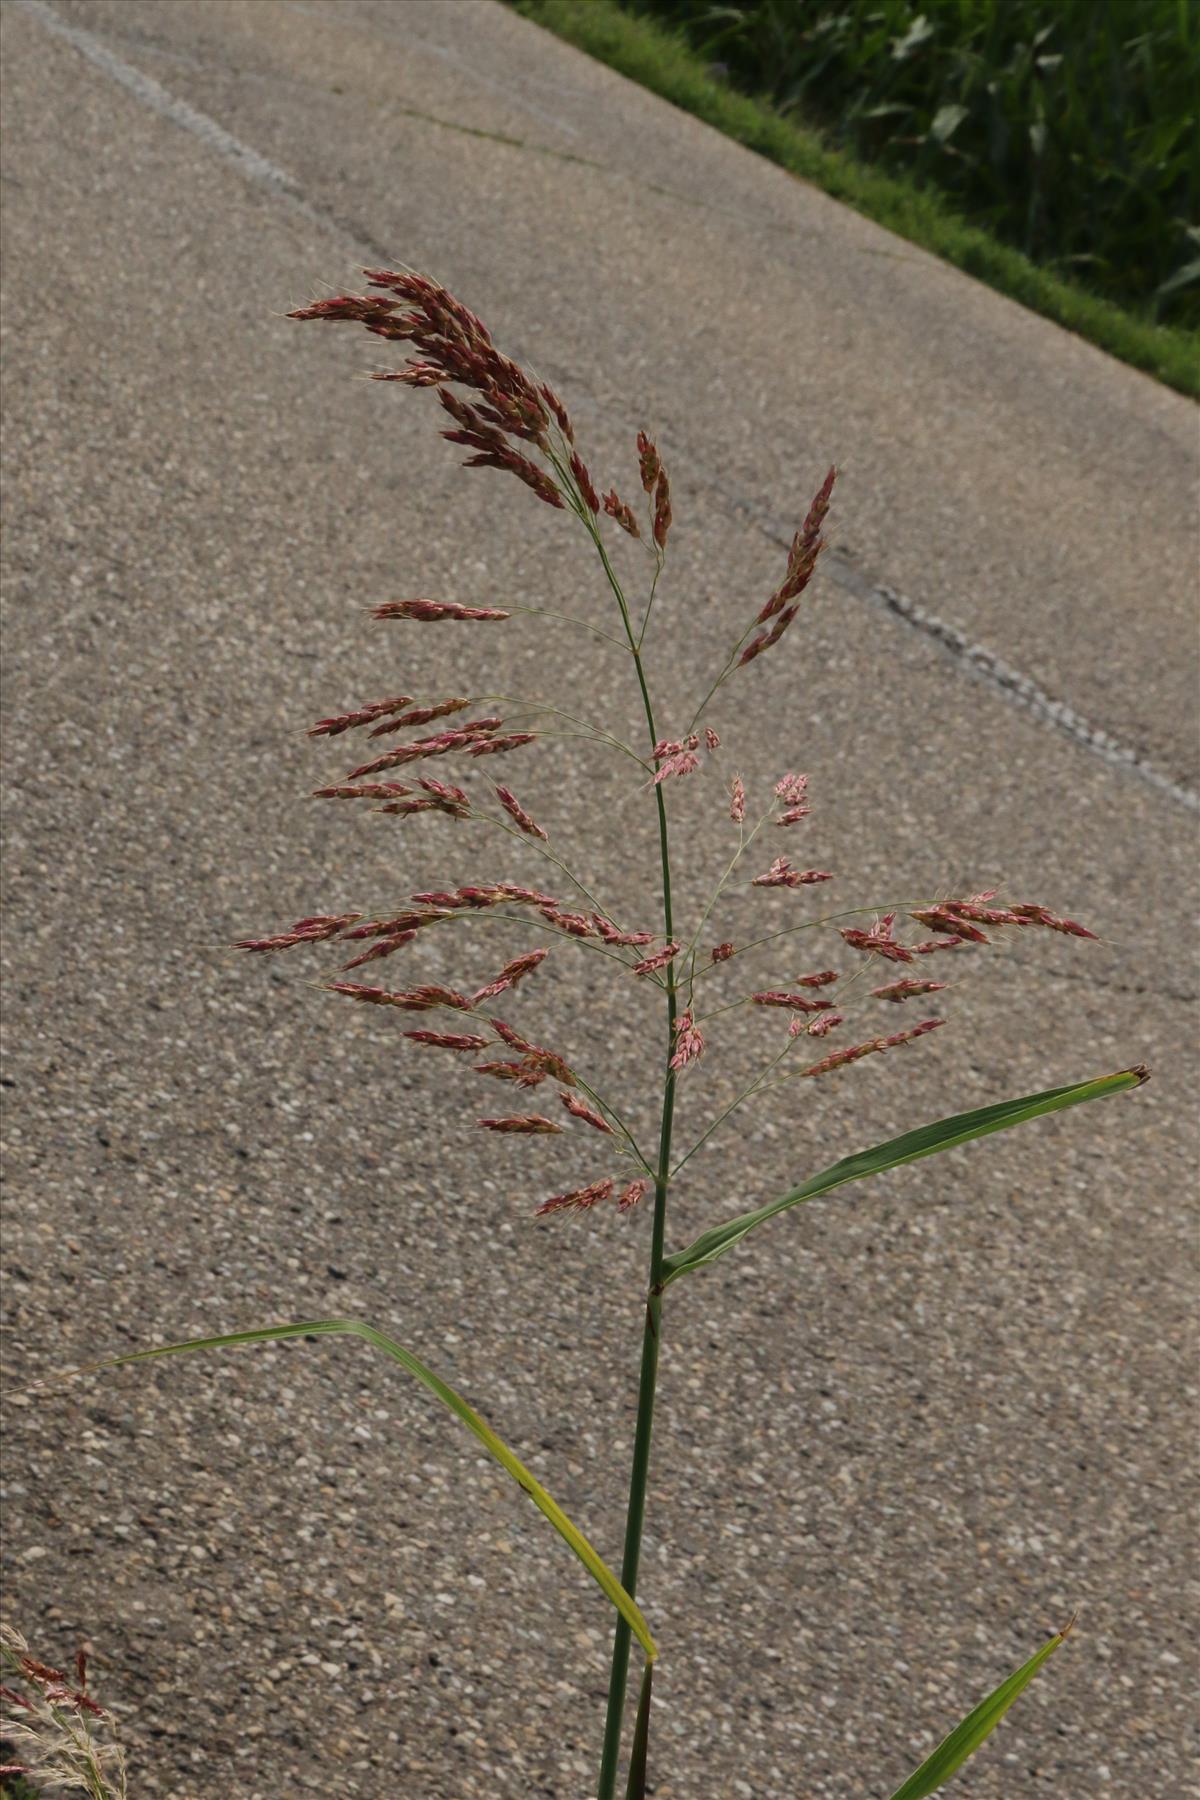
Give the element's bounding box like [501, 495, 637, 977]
[79, 275, 1148, 1795]
[624, 0, 1200, 324]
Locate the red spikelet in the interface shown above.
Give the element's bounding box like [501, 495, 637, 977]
[636, 431, 661, 494]
[480, 1114, 563, 1134]
[236, 913, 362, 953]
[535, 1178, 614, 1216]
[633, 942, 680, 976]
[569, 451, 600, 514]
[560, 1091, 614, 1133]
[617, 1178, 648, 1214]
[872, 977, 948, 1002]
[473, 1060, 547, 1089]
[602, 489, 641, 537]
[495, 783, 548, 840]
[373, 599, 510, 622]
[309, 696, 414, 737]
[403, 1030, 490, 1051]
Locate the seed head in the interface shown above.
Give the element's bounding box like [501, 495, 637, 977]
[366, 698, 473, 736]
[480, 1114, 563, 1134]
[909, 907, 990, 944]
[730, 776, 746, 823]
[403, 1030, 490, 1051]
[752, 858, 833, 889]
[872, 977, 948, 1002]
[752, 991, 836, 1013]
[468, 732, 538, 757]
[569, 451, 600, 514]
[471, 948, 549, 1004]
[653, 469, 672, 551]
[636, 431, 661, 493]
[617, 1178, 648, 1213]
[473, 1060, 547, 1089]
[602, 489, 641, 537]
[373, 599, 510, 622]
[535, 1178, 615, 1216]
[495, 784, 548, 840]
[633, 942, 680, 976]
[236, 913, 362, 953]
[539, 907, 593, 938]
[309, 696, 415, 737]
[592, 917, 656, 947]
[669, 1011, 705, 1070]
[840, 915, 913, 961]
[804, 1012, 843, 1037]
[313, 782, 416, 800]
[560, 1091, 614, 1133]
[340, 929, 420, 970]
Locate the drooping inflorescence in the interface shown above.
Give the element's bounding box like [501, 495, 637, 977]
[236, 271, 1103, 1218]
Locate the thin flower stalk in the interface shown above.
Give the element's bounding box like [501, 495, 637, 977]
[203, 272, 1135, 1800]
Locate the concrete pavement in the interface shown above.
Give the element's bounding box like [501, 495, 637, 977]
[2, 3, 1196, 1796]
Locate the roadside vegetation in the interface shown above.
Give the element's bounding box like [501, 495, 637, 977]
[511, 0, 1200, 396]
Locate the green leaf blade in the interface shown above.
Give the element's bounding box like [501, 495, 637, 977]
[80, 1316, 657, 1663]
[887, 1622, 1073, 1799]
[662, 1066, 1147, 1286]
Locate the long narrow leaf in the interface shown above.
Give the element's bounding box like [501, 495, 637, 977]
[77, 1317, 657, 1662]
[887, 1621, 1074, 1799]
[662, 1066, 1146, 1286]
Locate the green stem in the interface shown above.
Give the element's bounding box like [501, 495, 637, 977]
[574, 511, 679, 1800]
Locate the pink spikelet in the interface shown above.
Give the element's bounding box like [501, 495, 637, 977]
[495, 783, 548, 840]
[471, 948, 549, 1005]
[403, 1030, 490, 1051]
[535, 1178, 615, 1217]
[373, 599, 510, 622]
[669, 1011, 705, 1070]
[653, 750, 700, 784]
[883, 1017, 945, 1048]
[653, 468, 672, 551]
[775, 772, 809, 806]
[801, 1012, 843, 1038]
[752, 858, 833, 889]
[340, 929, 420, 970]
[756, 468, 836, 624]
[473, 1060, 547, 1089]
[468, 732, 538, 758]
[602, 489, 641, 538]
[752, 991, 835, 1014]
[710, 941, 735, 962]
[366, 697, 473, 736]
[480, 1114, 563, 1134]
[636, 431, 661, 494]
[539, 907, 593, 938]
[633, 942, 680, 976]
[617, 1178, 648, 1214]
[703, 727, 721, 752]
[909, 906, 990, 944]
[730, 777, 746, 823]
[309, 696, 414, 737]
[313, 782, 416, 800]
[326, 981, 473, 1011]
[840, 914, 914, 962]
[593, 917, 656, 947]
[560, 1091, 615, 1133]
[569, 451, 600, 514]
[236, 913, 362, 953]
[872, 977, 949, 1002]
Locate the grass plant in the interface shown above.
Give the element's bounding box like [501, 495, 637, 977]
[74, 273, 1148, 1794]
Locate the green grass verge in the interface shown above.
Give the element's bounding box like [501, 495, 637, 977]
[508, 0, 1200, 399]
